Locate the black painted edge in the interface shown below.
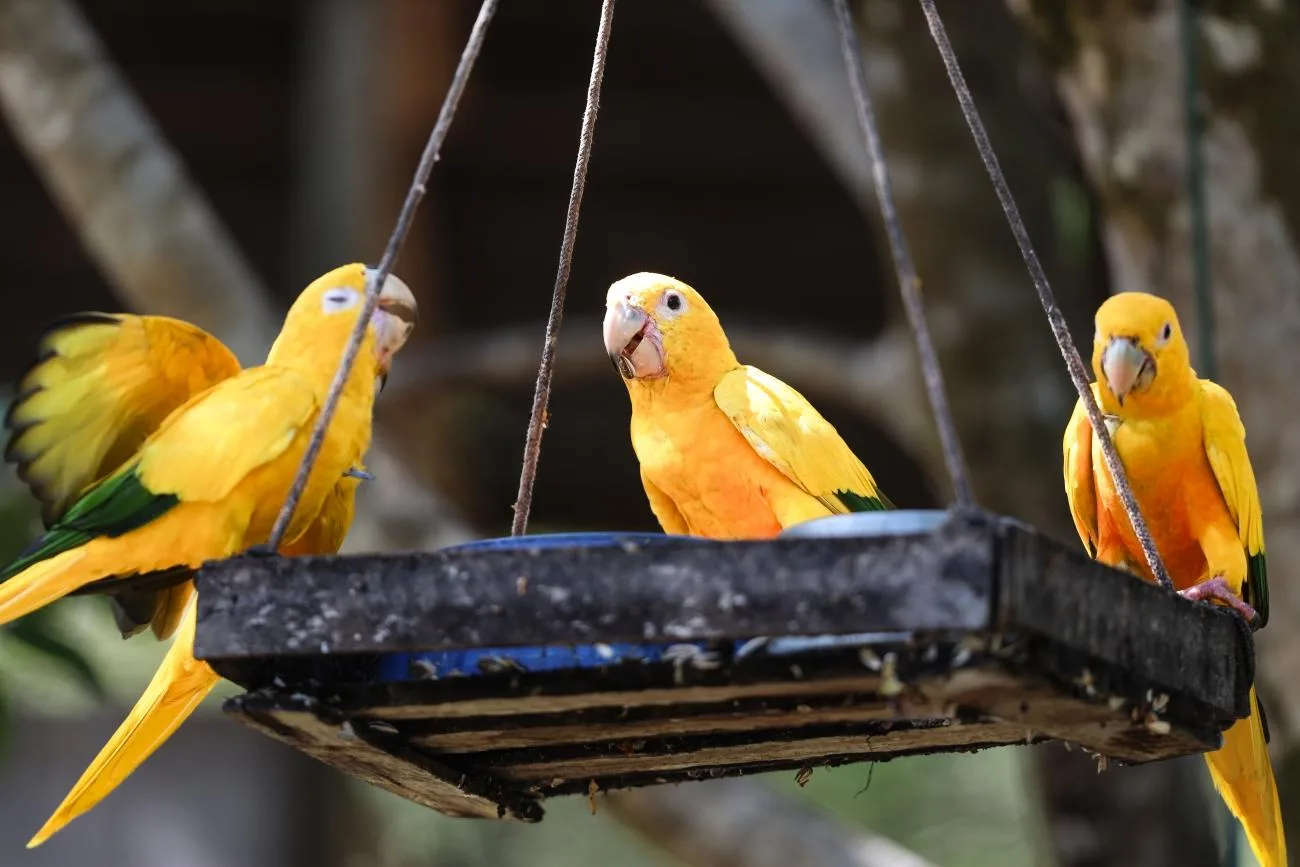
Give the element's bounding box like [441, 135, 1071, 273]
[194, 510, 998, 660]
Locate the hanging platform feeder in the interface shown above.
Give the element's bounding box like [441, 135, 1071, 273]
[190, 509, 1253, 822]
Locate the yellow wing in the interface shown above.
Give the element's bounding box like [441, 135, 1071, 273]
[639, 467, 689, 534]
[1199, 380, 1268, 625]
[713, 365, 890, 513]
[5, 313, 241, 525]
[282, 473, 360, 556]
[135, 366, 318, 502]
[1062, 384, 1101, 557]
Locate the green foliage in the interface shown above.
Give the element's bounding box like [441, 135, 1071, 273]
[0, 389, 105, 761]
[5, 608, 106, 701]
[1050, 175, 1093, 269]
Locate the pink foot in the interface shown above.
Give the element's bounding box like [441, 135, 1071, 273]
[1179, 575, 1258, 625]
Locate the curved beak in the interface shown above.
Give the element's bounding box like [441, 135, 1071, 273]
[367, 268, 418, 384]
[1101, 336, 1154, 406]
[602, 299, 664, 379]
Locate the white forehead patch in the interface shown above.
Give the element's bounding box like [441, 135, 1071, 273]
[321, 286, 361, 314]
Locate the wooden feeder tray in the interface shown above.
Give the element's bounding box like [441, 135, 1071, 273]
[190, 509, 1253, 822]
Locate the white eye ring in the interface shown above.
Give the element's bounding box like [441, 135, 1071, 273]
[321, 287, 361, 313]
[660, 290, 687, 317]
[1156, 322, 1173, 347]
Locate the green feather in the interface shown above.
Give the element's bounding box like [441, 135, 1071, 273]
[832, 488, 894, 513]
[0, 464, 178, 582]
[1245, 551, 1268, 628]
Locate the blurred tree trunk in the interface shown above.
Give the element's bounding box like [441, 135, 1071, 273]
[287, 0, 473, 552]
[0, 0, 473, 553]
[1009, 0, 1300, 859]
[710, 1, 1221, 864]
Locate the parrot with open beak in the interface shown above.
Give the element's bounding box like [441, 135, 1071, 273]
[603, 271, 890, 539]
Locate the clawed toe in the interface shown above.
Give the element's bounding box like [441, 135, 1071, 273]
[1179, 575, 1259, 627]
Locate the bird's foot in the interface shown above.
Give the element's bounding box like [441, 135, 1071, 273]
[1179, 575, 1259, 626]
[244, 543, 281, 559]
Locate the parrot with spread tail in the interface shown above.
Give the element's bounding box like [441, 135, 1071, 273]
[2, 262, 416, 846]
[1063, 291, 1283, 867]
[4, 310, 375, 639]
[602, 272, 890, 538]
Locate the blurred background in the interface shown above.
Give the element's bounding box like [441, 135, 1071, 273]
[0, 0, 1295, 865]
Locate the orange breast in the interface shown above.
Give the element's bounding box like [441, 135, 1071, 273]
[631, 399, 789, 540]
[1091, 411, 1234, 590]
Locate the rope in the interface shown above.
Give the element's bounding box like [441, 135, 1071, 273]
[915, 0, 1174, 592]
[830, 0, 974, 507]
[1178, 0, 1215, 380]
[266, 0, 499, 550]
[510, 0, 617, 536]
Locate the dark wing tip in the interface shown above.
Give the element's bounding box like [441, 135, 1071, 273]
[4, 313, 126, 526]
[1246, 551, 1268, 628]
[833, 489, 893, 513]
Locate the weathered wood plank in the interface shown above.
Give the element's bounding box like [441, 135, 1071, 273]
[358, 672, 898, 720]
[482, 721, 1037, 782]
[225, 692, 542, 822]
[404, 693, 898, 752]
[996, 521, 1249, 720]
[193, 514, 995, 660]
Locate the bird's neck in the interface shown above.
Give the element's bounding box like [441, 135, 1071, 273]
[626, 341, 740, 416]
[267, 329, 380, 403]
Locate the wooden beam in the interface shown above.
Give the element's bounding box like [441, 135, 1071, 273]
[194, 512, 996, 659]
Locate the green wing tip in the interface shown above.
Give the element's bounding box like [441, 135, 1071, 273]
[1247, 551, 1268, 628]
[0, 467, 179, 583]
[834, 489, 892, 513]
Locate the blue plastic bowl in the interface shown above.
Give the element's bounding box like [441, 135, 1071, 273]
[376, 531, 712, 682]
[779, 509, 948, 539]
[438, 531, 706, 553]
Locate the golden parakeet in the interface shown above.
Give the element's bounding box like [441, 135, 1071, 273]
[14, 262, 415, 847]
[1063, 291, 1283, 867]
[603, 272, 890, 538]
[0, 262, 414, 626]
[3, 312, 371, 639]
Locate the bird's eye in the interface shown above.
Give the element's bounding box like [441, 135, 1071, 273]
[665, 293, 681, 311]
[321, 287, 360, 313]
[1157, 322, 1172, 345]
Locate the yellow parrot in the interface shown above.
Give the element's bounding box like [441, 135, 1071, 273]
[1063, 291, 1283, 867]
[3, 311, 365, 640]
[602, 272, 890, 538]
[0, 261, 414, 628]
[9, 262, 416, 847]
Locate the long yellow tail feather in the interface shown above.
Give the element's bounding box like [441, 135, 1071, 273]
[1205, 687, 1286, 867]
[27, 604, 219, 847]
[0, 548, 89, 627]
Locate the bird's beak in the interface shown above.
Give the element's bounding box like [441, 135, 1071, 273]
[602, 299, 665, 380]
[1101, 336, 1154, 406]
[367, 268, 418, 379]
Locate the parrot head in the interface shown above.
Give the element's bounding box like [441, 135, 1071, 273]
[1092, 291, 1192, 413]
[602, 272, 738, 390]
[272, 263, 418, 391]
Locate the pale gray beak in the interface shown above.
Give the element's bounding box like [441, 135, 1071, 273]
[1101, 336, 1154, 405]
[602, 299, 665, 379]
